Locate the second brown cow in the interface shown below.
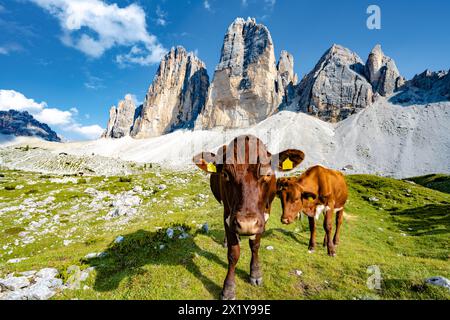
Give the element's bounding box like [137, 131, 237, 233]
[276, 165, 348, 256]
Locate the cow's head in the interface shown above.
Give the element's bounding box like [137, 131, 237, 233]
[193, 135, 305, 235]
[276, 177, 318, 224]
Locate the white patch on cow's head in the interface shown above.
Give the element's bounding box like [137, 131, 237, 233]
[225, 215, 231, 227]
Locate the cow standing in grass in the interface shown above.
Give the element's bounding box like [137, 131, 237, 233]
[193, 135, 305, 300]
[276, 165, 348, 256]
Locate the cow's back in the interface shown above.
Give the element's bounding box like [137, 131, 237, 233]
[299, 165, 348, 208]
[319, 166, 348, 208]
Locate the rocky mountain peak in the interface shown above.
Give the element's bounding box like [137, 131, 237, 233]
[195, 17, 282, 129]
[130, 45, 209, 138]
[365, 44, 404, 95]
[102, 95, 136, 139]
[277, 50, 298, 106]
[0, 110, 61, 142]
[292, 44, 373, 122]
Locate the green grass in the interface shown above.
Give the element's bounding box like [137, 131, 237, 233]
[406, 174, 450, 194]
[0, 169, 448, 300]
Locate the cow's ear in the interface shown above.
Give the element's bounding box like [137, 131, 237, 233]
[301, 192, 317, 202]
[272, 149, 305, 171]
[193, 152, 218, 174]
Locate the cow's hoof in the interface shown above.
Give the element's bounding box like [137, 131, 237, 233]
[328, 252, 336, 257]
[220, 291, 236, 300]
[308, 249, 315, 254]
[250, 277, 263, 286]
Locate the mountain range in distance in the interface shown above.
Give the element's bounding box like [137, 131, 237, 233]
[100, 17, 449, 140]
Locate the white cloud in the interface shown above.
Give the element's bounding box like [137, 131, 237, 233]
[203, 0, 211, 11]
[241, 0, 248, 7]
[0, 89, 45, 113]
[0, 89, 104, 140]
[30, 0, 166, 65]
[65, 123, 104, 139]
[155, 5, 167, 26]
[34, 108, 72, 125]
[84, 73, 105, 90]
[0, 43, 23, 55]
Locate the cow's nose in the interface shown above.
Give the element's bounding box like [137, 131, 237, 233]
[235, 217, 259, 235]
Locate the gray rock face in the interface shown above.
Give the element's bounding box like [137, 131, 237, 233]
[365, 44, 404, 96]
[131, 46, 209, 138]
[102, 95, 136, 138]
[195, 17, 282, 129]
[389, 69, 450, 105]
[277, 50, 298, 106]
[292, 44, 373, 122]
[0, 110, 61, 142]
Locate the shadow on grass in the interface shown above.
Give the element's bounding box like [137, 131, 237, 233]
[84, 225, 249, 298]
[381, 278, 449, 299]
[389, 204, 450, 236]
[264, 228, 306, 245]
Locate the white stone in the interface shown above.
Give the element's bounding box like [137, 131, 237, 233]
[36, 268, 59, 280]
[426, 276, 450, 290]
[0, 276, 30, 291]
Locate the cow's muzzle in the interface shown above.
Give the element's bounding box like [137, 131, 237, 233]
[233, 215, 263, 235]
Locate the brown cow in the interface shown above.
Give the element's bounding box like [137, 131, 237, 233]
[276, 165, 348, 256]
[193, 135, 305, 300]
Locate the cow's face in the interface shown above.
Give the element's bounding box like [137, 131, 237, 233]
[193, 135, 305, 236]
[277, 178, 318, 224]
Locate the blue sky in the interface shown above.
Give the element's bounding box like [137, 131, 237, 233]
[0, 0, 449, 141]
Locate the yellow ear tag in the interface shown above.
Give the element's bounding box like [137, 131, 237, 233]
[206, 162, 217, 173]
[308, 197, 314, 202]
[282, 158, 293, 170]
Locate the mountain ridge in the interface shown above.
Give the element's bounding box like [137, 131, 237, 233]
[0, 109, 60, 142]
[101, 17, 448, 139]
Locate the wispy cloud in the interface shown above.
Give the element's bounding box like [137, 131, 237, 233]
[264, 0, 276, 10]
[0, 89, 103, 139]
[203, 0, 212, 11]
[30, 0, 167, 66]
[0, 43, 23, 55]
[155, 5, 167, 26]
[84, 73, 105, 91]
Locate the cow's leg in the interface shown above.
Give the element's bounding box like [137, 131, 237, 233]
[323, 208, 336, 256]
[249, 233, 263, 286]
[308, 216, 316, 253]
[221, 228, 240, 300]
[333, 209, 344, 246]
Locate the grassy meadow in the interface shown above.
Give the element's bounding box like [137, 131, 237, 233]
[0, 168, 449, 300]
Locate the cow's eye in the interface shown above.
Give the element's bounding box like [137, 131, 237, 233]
[223, 171, 230, 181]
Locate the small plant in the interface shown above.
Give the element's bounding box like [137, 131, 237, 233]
[78, 178, 87, 184]
[25, 189, 38, 194]
[4, 227, 26, 235]
[39, 174, 52, 179]
[119, 176, 132, 183]
[4, 185, 16, 190]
